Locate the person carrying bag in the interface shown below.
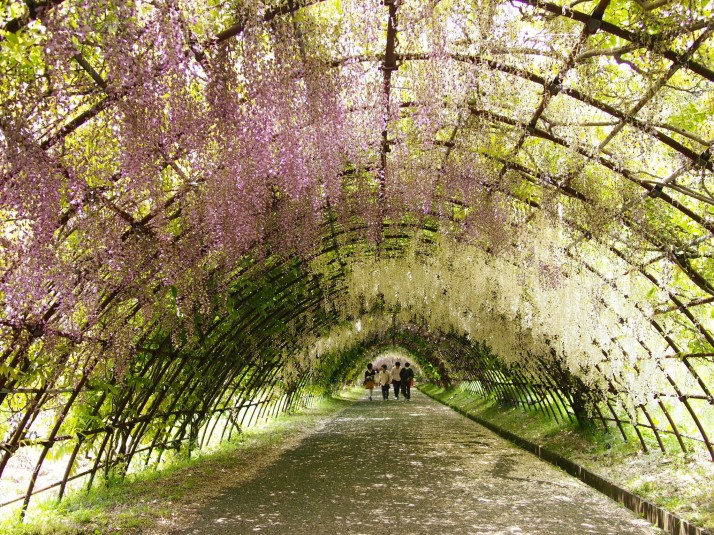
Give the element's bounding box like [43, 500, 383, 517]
[363, 363, 376, 400]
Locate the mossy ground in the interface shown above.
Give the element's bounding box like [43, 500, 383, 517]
[421, 385, 714, 531]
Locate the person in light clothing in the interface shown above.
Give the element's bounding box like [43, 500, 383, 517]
[390, 361, 402, 400]
[378, 364, 391, 400]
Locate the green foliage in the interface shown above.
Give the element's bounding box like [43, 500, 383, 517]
[2, 0, 714, 525]
[0, 396, 347, 534]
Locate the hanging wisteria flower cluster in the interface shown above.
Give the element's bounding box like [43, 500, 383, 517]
[2, 0, 714, 502]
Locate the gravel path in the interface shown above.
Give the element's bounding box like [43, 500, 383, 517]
[176, 390, 662, 535]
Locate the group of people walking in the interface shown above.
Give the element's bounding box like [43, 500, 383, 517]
[363, 361, 415, 401]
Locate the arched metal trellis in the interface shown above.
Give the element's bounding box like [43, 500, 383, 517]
[1, 0, 714, 523]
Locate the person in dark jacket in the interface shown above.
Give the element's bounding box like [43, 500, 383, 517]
[363, 363, 376, 400]
[399, 362, 415, 401]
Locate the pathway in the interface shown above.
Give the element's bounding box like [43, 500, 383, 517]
[176, 390, 661, 534]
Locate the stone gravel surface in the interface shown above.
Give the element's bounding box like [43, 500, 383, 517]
[176, 390, 663, 535]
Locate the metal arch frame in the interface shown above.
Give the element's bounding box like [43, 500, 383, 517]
[1, 217, 713, 513]
[3, 0, 711, 345]
[0, 231, 350, 511]
[470, 161, 714, 448]
[3, 0, 714, 515]
[1, 215, 708, 468]
[7, 0, 709, 179]
[307, 214, 712, 456]
[418, 155, 714, 456]
[497, 189, 714, 455]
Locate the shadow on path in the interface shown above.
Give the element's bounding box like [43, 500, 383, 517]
[175, 390, 662, 535]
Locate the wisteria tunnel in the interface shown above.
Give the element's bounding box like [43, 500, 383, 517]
[1, 0, 714, 530]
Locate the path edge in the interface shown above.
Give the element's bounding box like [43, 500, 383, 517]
[420, 387, 711, 535]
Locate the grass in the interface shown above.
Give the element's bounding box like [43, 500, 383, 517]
[4, 386, 711, 532]
[0, 394, 355, 535]
[421, 384, 714, 531]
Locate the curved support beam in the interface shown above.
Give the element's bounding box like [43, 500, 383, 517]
[514, 0, 714, 83]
